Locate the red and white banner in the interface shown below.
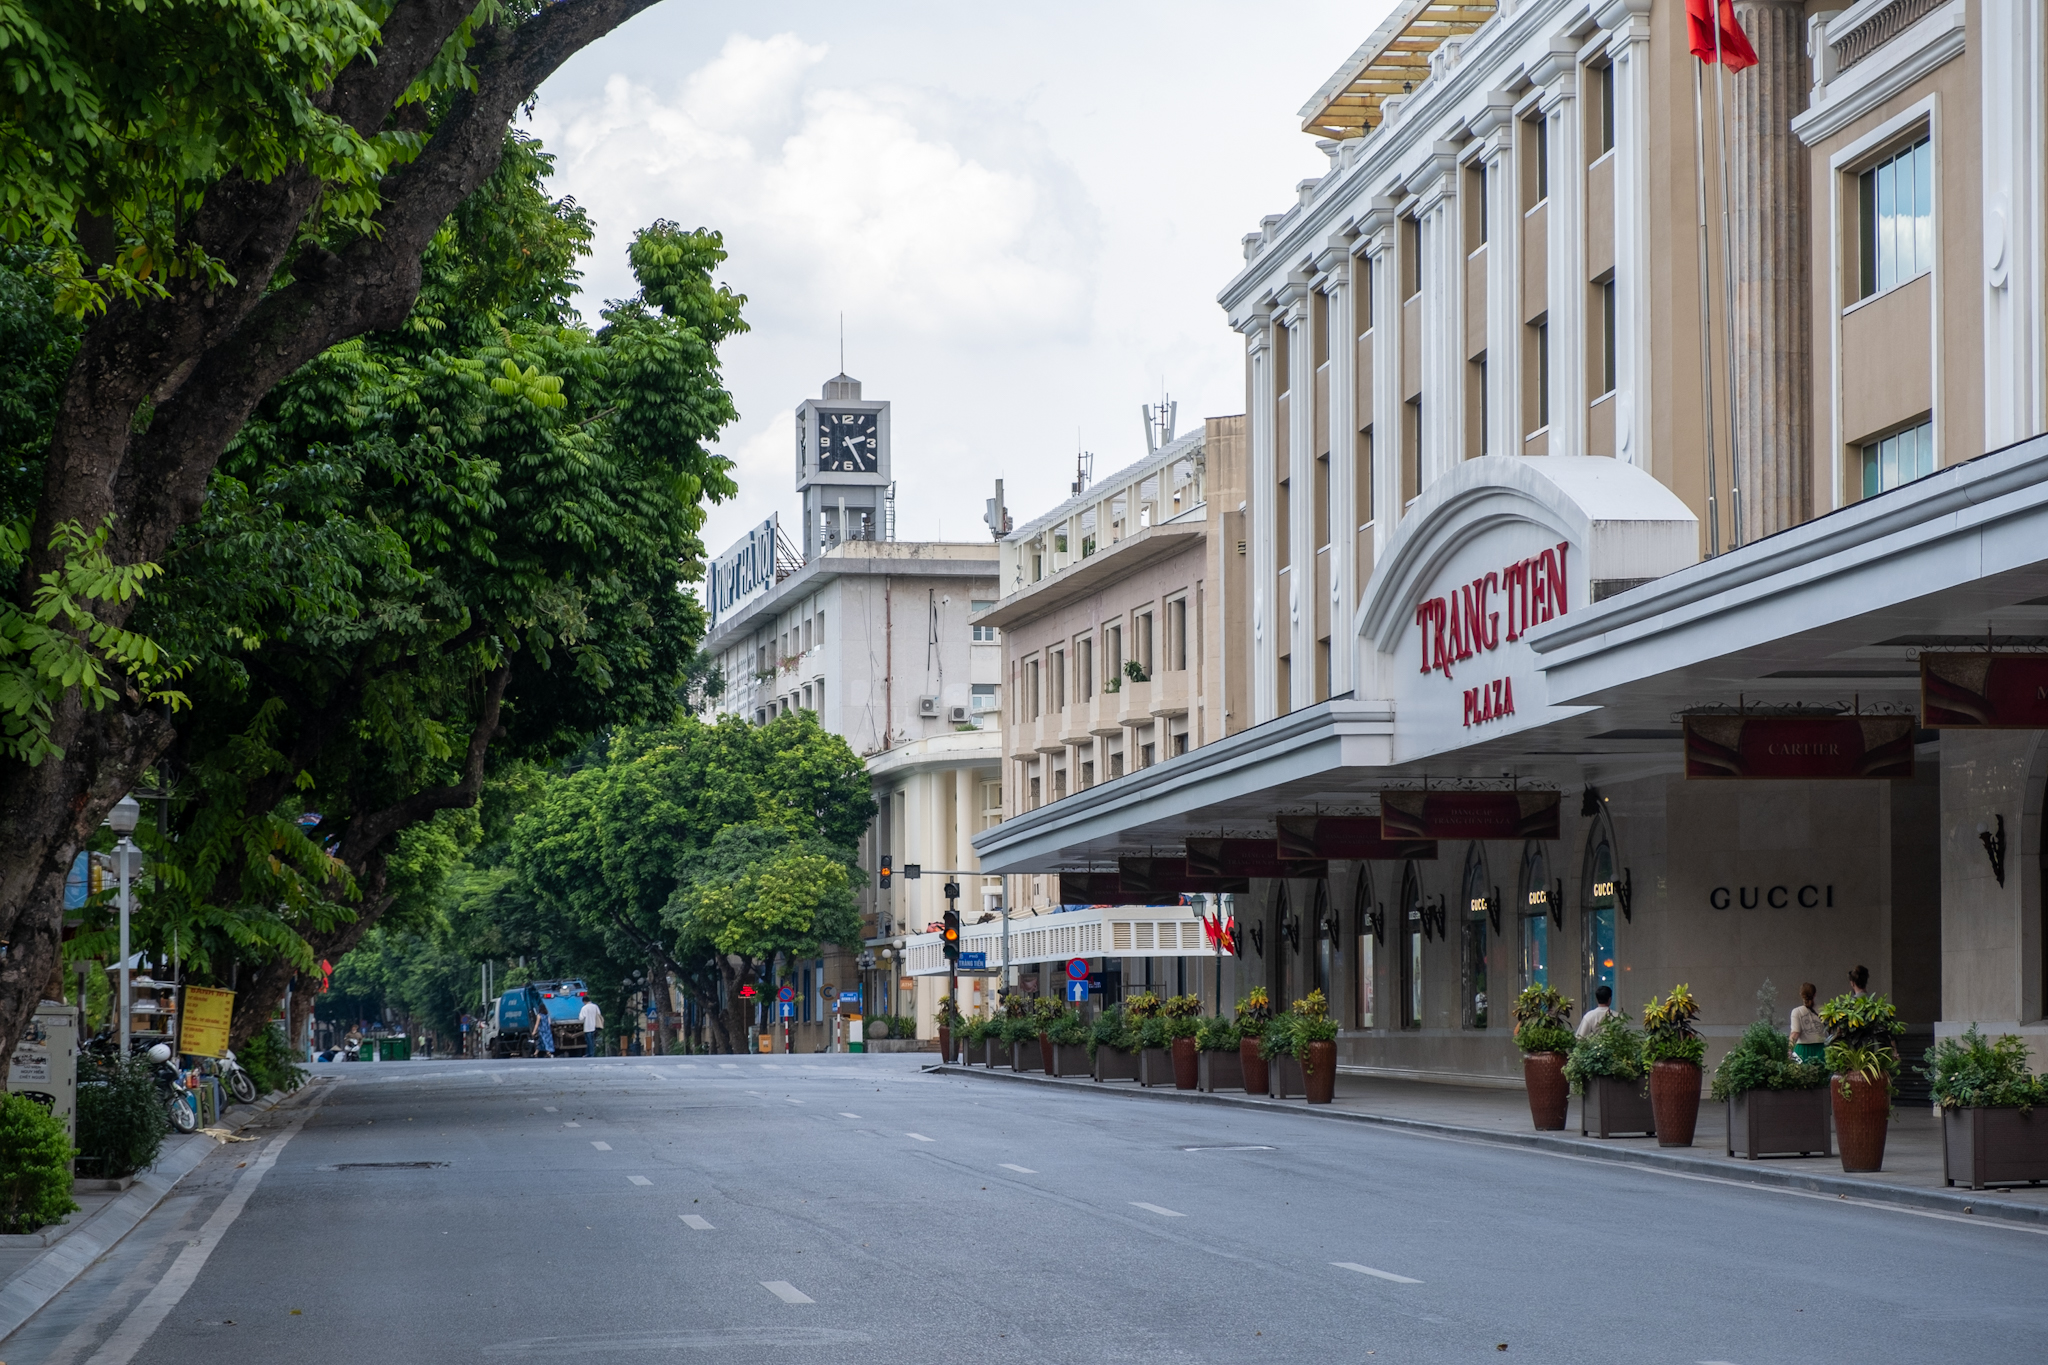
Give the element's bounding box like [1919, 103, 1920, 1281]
[1921, 653, 2048, 728]
[1682, 715, 1914, 779]
[1379, 792, 1560, 841]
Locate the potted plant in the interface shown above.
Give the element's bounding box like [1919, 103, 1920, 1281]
[1031, 996, 1068, 1074]
[1819, 990, 1904, 1172]
[1089, 1004, 1140, 1082]
[1511, 985, 1575, 1130]
[1045, 1005, 1090, 1077]
[936, 996, 963, 1064]
[1564, 1015, 1653, 1138]
[1292, 990, 1339, 1104]
[1710, 1020, 1829, 1159]
[1197, 1014, 1243, 1091]
[1924, 1026, 2048, 1190]
[1260, 1012, 1302, 1100]
[1641, 985, 1706, 1147]
[1125, 994, 1176, 1087]
[1236, 989, 1273, 1096]
[1163, 994, 1202, 1090]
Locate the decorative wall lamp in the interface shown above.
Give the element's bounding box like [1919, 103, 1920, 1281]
[1367, 903, 1386, 946]
[1618, 869, 1634, 923]
[1550, 879, 1565, 930]
[1422, 894, 1448, 941]
[1487, 886, 1503, 936]
[1280, 914, 1302, 954]
[1979, 816, 2007, 886]
[1581, 786, 1603, 817]
[1243, 921, 1264, 957]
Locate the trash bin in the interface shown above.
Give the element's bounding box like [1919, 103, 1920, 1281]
[379, 1036, 411, 1061]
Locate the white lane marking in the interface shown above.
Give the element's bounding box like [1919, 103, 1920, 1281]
[1181, 1144, 1274, 1151]
[644, 1069, 668, 1079]
[838, 1112, 861, 1119]
[591, 1141, 612, 1151]
[761, 1280, 814, 1304]
[719, 1063, 741, 1071]
[564, 1121, 581, 1128]
[785, 1098, 804, 1105]
[543, 1106, 558, 1113]
[680, 1214, 714, 1230]
[763, 1063, 783, 1070]
[89, 1086, 331, 1365]
[1698, 1360, 1744, 1364]
[492, 1073, 506, 1084]
[628, 1175, 653, 1187]
[1000, 1163, 1038, 1174]
[905, 1132, 934, 1142]
[1334, 1262, 1422, 1284]
[1130, 1202, 1185, 1218]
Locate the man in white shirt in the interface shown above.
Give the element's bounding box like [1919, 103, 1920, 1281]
[1575, 985, 1616, 1038]
[578, 998, 604, 1057]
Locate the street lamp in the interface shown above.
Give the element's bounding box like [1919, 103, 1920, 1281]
[107, 795, 141, 1059]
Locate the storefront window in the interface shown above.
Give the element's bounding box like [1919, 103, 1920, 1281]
[1400, 862, 1423, 1029]
[1519, 841, 1550, 990]
[1354, 868, 1376, 1029]
[1583, 834, 1618, 1012]
[1313, 879, 1335, 1000]
[1462, 846, 1490, 1029]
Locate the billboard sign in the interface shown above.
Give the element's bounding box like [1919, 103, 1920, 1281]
[706, 516, 780, 628]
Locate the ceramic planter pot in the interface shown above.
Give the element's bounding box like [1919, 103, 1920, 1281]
[1522, 1052, 1570, 1131]
[938, 1026, 951, 1063]
[1268, 1054, 1303, 1100]
[1051, 1042, 1091, 1077]
[1942, 1107, 2048, 1189]
[1172, 1036, 1199, 1090]
[1726, 1086, 1831, 1159]
[1831, 1072, 1890, 1172]
[1239, 1037, 1269, 1096]
[1094, 1045, 1140, 1082]
[1302, 1041, 1337, 1104]
[1580, 1075, 1655, 1138]
[1199, 1047, 1245, 1092]
[1649, 1061, 1703, 1147]
[1140, 1045, 1174, 1087]
[1012, 1039, 1044, 1073]
[1040, 1036, 1056, 1074]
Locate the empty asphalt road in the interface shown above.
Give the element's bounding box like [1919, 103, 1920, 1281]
[7, 1054, 2045, 1363]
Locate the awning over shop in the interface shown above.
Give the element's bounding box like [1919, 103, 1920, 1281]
[903, 903, 1222, 976]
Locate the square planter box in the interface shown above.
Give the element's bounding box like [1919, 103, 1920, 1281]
[1140, 1046, 1174, 1087]
[1199, 1048, 1244, 1092]
[1580, 1075, 1656, 1138]
[1050, 1042, 1091, 1077]
[1012, 1040, 1045, 1073]
[1268, 1055, 1304, 1100]
[981, 1039, 1007, 1068]
[1944, 1106, 2048, 1190]
[1095, 1046, 1140, 1082]
[1726, 1086, 1831, 1159]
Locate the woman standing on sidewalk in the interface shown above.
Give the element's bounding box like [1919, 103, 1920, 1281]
[1788, 982, 1826, 1065]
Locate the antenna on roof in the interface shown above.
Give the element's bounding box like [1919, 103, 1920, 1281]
[1141, 384, 1178, 455]
[1072, 434, 1093, 495]
[839, 312, 844, 373]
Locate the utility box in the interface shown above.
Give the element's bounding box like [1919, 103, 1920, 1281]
[6, 1000, 78, 1144]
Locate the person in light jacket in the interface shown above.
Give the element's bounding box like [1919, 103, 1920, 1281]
[579, 997, 604, 1057]
[1788, 982, 1826, 1065]
[1575, 985, 1616, 1038]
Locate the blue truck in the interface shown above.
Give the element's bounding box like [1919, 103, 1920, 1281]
[483, 980, 590, 1057]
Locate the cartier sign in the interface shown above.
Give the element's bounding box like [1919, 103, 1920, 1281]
[1921, 653, 2048, 728]
[1682, 715, 1914, 780]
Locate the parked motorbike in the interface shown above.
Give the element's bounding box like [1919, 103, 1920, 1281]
[146, 1042, 199, 1134]
[217, 1048, 259, 1104]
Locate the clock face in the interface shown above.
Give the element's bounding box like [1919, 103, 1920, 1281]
[818, 410, 880, 473]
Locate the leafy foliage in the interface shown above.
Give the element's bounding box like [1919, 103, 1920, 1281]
[1563, 1015, 1645, 1095]
[1235, 987, 1271, 1025]
[1819, 991, 1905, 1085]
[74, 1055, 167, 1179]
[237, 1023, 305, 1096]
[1709, 1020, 1826, 1101]
[1922, 1026, 2048, 1112]
[1086, 1003, 1125, 1057]
[0, 1092, 77, 1232]
[1511, 984, 1575, 1057]
[1196, 1014, 1241, 1052]
[1641, 984, 1705, 1067]
[1290, 990, 1338, 1074]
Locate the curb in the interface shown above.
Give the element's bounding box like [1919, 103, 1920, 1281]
[0, 1078, 324, 1343]
[929, 1064, 2048, 1229]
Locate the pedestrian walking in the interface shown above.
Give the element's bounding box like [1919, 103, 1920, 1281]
[1847, 964, 1870, 997]
[579, 997, 604, 1057]
[1788, 982, 1826, 1064]
[1575, 984, 1616, 1038]
[529, 986, 556, 1058]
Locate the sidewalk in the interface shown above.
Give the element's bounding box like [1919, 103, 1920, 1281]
[934, 1063, 2048, 1228]
[0, 1081, 319, 1342]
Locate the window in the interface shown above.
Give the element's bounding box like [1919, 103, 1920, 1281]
[1027, 659, 1040, 719]
[1403, 217, 1422, 298]
[1052, 768, 1067, 800]
[971, 682, 999, 713]
[1519, 842, 1550, 991]
[1600, 280, 1617, 397]
[1173, 730, 1188, 756]
[1462, 848, 1490, 1030]
[1475, 355, 1489, 457]
[1473, 162, 1489, 246]
[1167, 597, 1188, 671]
[1583, 834, 1618, 1014]
[1140, 741, 1155, 769]
[1108, 750, 1124, 779]
[1077, 636, 1093, 699]
[1356, 425, 1374, 525]
[1535, 114, 1550, 201]
[1051, 649, 1065, 710]
[971, 601, 998, 642]
[1029, 775, 1041, 809]
[1597, 64, 1614, 155]
[1404, 397, 1422, 501]
[1858, 136, 1931, 299]
[1080, 760, 1094, 788]
[1134, 612, 1154, 677]
[1535, 321, 1551, 429]
[1354, 869, 1377, 1029]
[1400, 863, 1424, 1030]
[1106, 624, 1123, 680]
[1861, 420, 1935, 497]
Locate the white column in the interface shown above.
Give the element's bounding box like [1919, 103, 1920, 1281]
[1281, 285, 1316, 713]
[1415, 142, 1464, 486]
[1609, 2, 1654, 468]
[954, 766, 976, 875]
[1981, 0, 2048, 450]
[1362, 196, 1402, 553]
[1241, 314, 1278, 724]
[1317, 244, 1355, 698]
[1473, 93, 1520, 464]
[1539, 48, 1584, 458]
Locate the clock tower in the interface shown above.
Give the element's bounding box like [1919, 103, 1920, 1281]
[795, 373, 891, 559]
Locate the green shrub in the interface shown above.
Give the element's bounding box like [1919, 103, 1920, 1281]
[1290, 991, 1338, 1075]
[1087, 1005, 1125, 1057]
[1709, 1020, 1826, 1101]
[876, 1014, 918, 1042]
[1562, 1016, 1645, 1095]
[1236, 988, 1272, 1027]
[0, 1093, 78, 1233]
[76, 1056, 167, 1180]
[1258, 1014, 1296, 1060]
[1923, 1026, 2048, 1112]
[238, 1024, 306, 1096]
[1196, 1015, 1241, 1052]
[1641, 984, 1706, 1068]
[1511, 985, 1575, 1056]
[1820, 991, 1905, 1088]
[1044, 1009, 1087, 1046]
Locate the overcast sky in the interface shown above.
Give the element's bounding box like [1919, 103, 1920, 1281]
[527, 1, 1397, 562]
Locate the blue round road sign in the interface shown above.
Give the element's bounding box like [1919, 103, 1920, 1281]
[1066, 958, 1089, 981]
[776, 984, 796, 1003]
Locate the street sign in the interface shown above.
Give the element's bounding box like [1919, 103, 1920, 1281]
[903, 863, 922, 880]
[839, 991, 862, 1003]
[1066, 958, 1089, 980]
[1066, 980, 1089, 1002]
[777, 984, 796, 1004]
[779, 1002, 795, 1018]
[957, 952, 987, 970]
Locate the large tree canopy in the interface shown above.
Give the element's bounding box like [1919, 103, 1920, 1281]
[0, 0, 665, 1062]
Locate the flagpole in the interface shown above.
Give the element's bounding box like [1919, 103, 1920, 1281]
[1691, 58, 1722, 556]
[1712, 1, 1744, 548]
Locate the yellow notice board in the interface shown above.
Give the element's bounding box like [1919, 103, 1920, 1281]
[180, 986, 234, 1058]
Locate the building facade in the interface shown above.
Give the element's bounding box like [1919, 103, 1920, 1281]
[964, 0, 2048, 1085]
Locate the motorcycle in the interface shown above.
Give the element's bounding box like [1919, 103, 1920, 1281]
[217, 1048, 259, 1104]
[146, 1042, 200, 1134]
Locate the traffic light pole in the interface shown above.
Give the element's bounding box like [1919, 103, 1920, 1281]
[944, 882, 960, 1032]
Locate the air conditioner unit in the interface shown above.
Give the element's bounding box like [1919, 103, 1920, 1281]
[948, 704, 971, 724]
[917, 695, 940, 717]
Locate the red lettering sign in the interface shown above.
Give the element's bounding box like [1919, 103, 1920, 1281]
[1416, 542, 1570, 680]
[1461, 676, 1517, 728]
[1682, 715, 1914, 779]
[1380, 792, 1561, 841]
[1921, 653, 2048, 728]
[1274, 816, 1437, 862]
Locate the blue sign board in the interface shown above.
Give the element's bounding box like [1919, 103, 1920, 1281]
[956, 952, 987, 970]
[839, 991, 862, 1003]
[779, 1002, 796, 1018]
[1066, 980, 1089, 1002]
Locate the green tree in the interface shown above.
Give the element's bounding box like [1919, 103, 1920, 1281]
[0, 0, 670, 1065]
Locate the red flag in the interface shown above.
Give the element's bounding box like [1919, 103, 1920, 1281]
[1687, 0, 1757, 71]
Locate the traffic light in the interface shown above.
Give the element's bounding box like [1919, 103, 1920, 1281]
[879, 854, 891, 891]
[941, 909, 961, 961]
